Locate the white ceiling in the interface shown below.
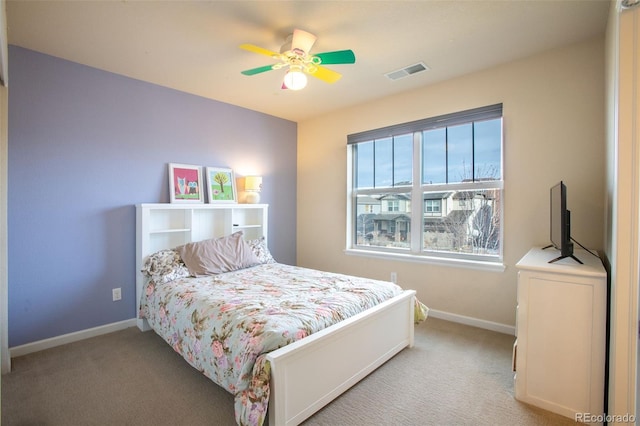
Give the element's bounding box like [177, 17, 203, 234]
[6, 0, 611, 122]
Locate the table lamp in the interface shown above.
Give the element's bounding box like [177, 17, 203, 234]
[244, 176, 262, 204]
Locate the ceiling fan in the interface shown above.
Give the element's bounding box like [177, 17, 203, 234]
[240, 29, 356, 90]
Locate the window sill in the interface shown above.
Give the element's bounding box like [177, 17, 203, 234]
[344, 248, 506, 272]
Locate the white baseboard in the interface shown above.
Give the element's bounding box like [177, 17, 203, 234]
[9, 318, 137, 358]
[8, 310, 514, 359]
[428, 309, 515, 335]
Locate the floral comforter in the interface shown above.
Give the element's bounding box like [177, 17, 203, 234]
[140, 262, 414, 426]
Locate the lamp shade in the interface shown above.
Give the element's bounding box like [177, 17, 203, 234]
[245, 176, 262, 192]
[283, 67, 307, 90]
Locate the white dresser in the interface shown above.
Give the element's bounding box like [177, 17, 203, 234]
[514, 247, 607, 424]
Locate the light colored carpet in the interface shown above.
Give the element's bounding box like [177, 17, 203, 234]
[1, 318, 577, 425]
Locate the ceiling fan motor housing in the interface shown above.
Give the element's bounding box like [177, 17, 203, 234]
[281, 29, 317, 55]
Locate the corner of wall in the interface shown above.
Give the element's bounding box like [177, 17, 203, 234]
[1, 83, 9, 375]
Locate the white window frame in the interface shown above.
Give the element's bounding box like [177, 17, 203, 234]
[345, 104, 505, 271]
[387, 200, 400, 212]
[425, 199, 441, 215]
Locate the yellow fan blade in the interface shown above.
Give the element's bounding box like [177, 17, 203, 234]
[240, 44, 281, 59]
[307, 65, 342, 84]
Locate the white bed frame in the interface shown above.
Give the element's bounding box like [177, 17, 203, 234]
[135, 203, 416, 426]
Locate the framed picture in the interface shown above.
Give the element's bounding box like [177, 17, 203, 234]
[168, 163, 204, 203]
[206, 167, 237, 203]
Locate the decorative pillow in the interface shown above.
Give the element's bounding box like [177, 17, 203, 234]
[248, 237, 276, 264]
[141, 249, 191, 283]
[176, 231, 261, 276]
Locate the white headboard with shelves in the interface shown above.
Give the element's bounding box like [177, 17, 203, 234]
[135, 203, 268, 329]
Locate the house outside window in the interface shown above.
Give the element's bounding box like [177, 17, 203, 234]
[347, 104, 503, 264]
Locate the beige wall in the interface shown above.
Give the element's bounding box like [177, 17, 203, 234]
[297, 37, 605, 328]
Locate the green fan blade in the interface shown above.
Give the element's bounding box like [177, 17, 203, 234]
[314, 50, 356, 65]
[241, 65, 276, 76]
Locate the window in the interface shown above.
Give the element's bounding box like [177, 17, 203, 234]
[386, 200, 400, 212]
[425, 199, 441, 216]
[347, 104, 503, 263]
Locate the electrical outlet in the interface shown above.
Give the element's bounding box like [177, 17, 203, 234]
[112, 288, 122, 302]
[390, 272, 397, 284]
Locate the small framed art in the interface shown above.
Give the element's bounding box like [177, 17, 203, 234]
[206, 167, 237, 203]
[168, 163, 204, 203]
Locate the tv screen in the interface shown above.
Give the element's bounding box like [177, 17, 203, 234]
[549, 181, 566, 252]
[547, 181, 581, 264]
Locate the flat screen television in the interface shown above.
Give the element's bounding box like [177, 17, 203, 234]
[545, 181, 582, 264]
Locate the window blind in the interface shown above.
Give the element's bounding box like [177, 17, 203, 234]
[347, 103, 503, 145]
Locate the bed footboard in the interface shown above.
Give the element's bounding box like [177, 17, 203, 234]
[266, 289, 416, 426]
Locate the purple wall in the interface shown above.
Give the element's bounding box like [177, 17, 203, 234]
[8, 46, 297, 347]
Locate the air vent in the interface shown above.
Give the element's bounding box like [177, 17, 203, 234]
[385, 62, 430, 81]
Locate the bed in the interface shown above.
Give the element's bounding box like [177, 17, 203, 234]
[135, 203, 427, 426]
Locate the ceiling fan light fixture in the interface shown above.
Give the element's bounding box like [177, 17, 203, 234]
[240, 29, 355, 88]
[283, 67, 307, 90]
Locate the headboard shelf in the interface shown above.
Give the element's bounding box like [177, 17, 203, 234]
[233, 224, 262, 229]
[149, 228, 191, 234]
[135, 203, 268, 330]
